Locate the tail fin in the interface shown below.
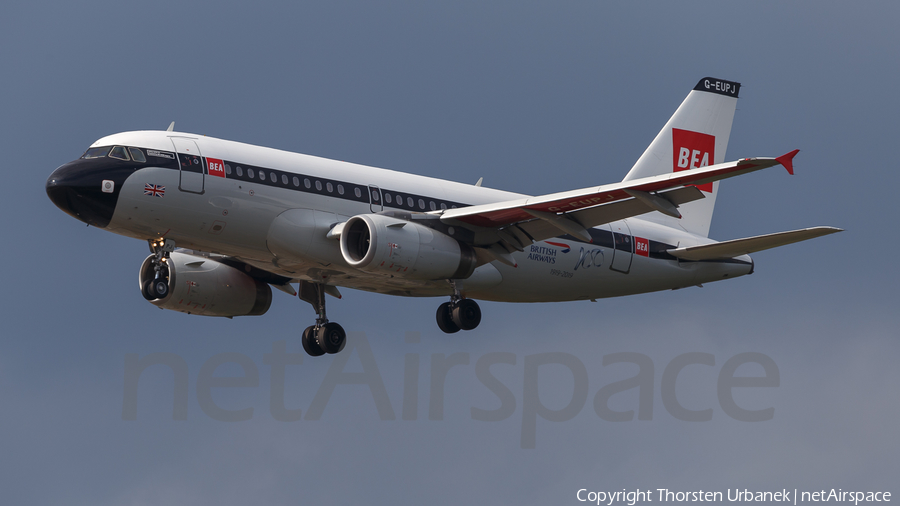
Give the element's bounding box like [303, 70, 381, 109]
[623, 77, 740, 237]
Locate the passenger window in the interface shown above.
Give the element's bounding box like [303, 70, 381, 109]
[440, 203, 447, 210]
[248, 168, 255, 178]
[385, 193, 392, 204]
[236, 166, 243, 176]
[259, 170, 266, 180]
[83, 146, 111, 159]
[109, 146, 130, 161]
[304, 178, 311, 189]
[281, 174, 288, 185]
[337, 184, 344, 195]
[326, 182, 333, 193]
[225, 164, 232, 175]
[270, 172, 277, 183]
[128, 147, 146, 163]
[315, 181, 322, 191]
[418, 198, 425, 209]
[293, 176, 300, 187]
[407, 197, 414, 208]
[354, 187, 361, 198]
[429, 201, 436, 211]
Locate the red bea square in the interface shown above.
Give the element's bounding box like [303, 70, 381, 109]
[207, 157, 226, 178]
[635, 237, 649, 257]
[672, 128, 715, 192]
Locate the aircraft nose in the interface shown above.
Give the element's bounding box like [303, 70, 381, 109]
[46, 169, 75, 215]
[46, 160, 118, 228]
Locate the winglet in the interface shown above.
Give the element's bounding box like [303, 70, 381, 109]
[775, 149, 799, 175]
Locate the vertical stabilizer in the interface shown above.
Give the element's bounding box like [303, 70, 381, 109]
[623, 77, 740, 237]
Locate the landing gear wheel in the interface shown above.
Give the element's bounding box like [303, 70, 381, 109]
[316, 322, 346, 354]
[436, 302, 460, 334]
[302, 325, 325, 357]
[451, 299, 481, 331]
[142, 280, 157, 300]
[142, 239, 174, 301]
[153, 279, 169, 299]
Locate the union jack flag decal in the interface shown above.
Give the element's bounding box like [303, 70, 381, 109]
[144, 183, 165, 197]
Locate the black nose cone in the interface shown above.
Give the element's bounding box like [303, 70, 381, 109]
[46, 160, 118, 228]
[46, 171, 76, 218]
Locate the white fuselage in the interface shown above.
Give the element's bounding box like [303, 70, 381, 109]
[91, 130, 752, 302]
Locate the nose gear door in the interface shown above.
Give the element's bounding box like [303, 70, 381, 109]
[171, 137, 205, 194]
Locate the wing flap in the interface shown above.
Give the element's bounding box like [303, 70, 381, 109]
[666, 226, 843, 261]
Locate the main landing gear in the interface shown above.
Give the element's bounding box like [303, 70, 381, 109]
[435, 282, 482, 333]
[298, 281, 347, 357]
[142, 239, 175, 300]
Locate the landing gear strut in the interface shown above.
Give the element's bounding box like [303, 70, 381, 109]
[436, 281, 481, 333]
[299, 281, 346, 356]
[142, 239, 174, 300]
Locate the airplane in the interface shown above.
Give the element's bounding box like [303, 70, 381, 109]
[46, 77, 841, 357]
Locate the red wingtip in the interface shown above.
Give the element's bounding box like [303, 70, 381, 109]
[775, 149, 800, 175]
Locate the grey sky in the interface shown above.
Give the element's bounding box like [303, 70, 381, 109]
[1, 1, 897, 504]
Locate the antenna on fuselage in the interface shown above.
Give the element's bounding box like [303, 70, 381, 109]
[475, 177, 484, 187]
[166, 121, 175, 132]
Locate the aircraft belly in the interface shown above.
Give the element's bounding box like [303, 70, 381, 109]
[469, 245, 706, 303]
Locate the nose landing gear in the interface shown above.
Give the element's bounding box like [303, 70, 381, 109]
[298, 281, 347, 357]
[142, 239, 175, 300]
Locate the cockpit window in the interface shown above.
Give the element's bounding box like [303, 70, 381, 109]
[83, 146, 111, 159]
[109, 146, 130, 161]
[128, 147, 146, 163]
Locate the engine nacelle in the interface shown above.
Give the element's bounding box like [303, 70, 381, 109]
[139, 252, 272, 317]
[340, 214, 477, 280]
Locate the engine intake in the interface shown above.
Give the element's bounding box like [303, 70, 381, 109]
[139, 252, 272, 317]
[340, 214, 476, 280]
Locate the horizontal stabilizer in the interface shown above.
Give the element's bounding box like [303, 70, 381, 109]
[667, 226, 843, 261]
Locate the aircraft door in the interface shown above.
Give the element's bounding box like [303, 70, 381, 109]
[368, 185, 383, 212]
[609, 220, 634, 273]
[171, 137, 205, 194]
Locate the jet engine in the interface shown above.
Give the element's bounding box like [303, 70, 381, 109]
[340, 214, 477, 280]
[139, 251, 272, 317]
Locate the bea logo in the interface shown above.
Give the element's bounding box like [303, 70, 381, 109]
[672, 128, 714, 192]
[207, 157, 226, 178]
[635, 237, 649, 257]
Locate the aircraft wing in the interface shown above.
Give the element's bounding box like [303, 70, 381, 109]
[510, 185, 706, 244]
[439, 151, 799, 246]
[666, 226, 843, 261]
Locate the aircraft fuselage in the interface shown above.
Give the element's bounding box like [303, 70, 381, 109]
[47, 130, 752, 303]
